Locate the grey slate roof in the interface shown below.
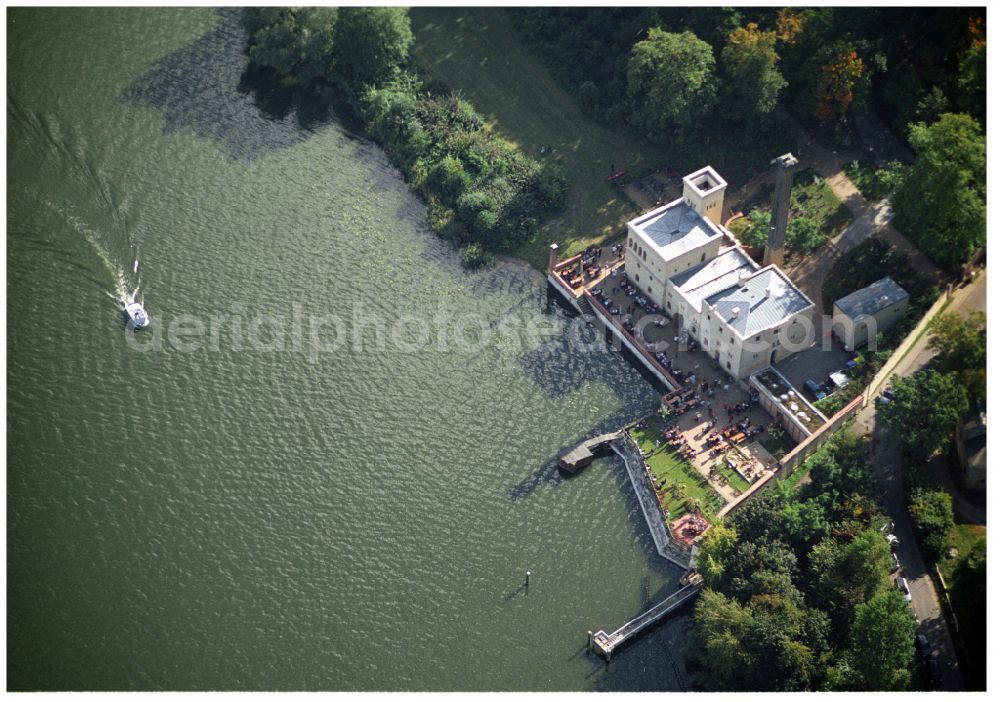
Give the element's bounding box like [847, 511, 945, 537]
[706, 267, 813, 337]
[834, 276, 909, 321]
[631, 202, 722, 261]
[672, 247, 756, 307]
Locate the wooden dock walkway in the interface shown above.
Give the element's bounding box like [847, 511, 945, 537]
[558, 431, 621, 473]
[590, 578, 703, 659]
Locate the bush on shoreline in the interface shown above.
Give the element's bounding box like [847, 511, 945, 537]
[241, 7, 566, 268]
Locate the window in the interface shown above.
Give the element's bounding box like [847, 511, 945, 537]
[726, 361, 731, 370]
[773, 328, 780, 334]
[666, 302, 672, 310]
[648, 286, 652, 294]
[755, 335, 761, 341]
[700, 252, 706, 262]
[718, 326, 722, 332]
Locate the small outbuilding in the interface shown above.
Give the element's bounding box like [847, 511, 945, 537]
[832, 276, 910, 351]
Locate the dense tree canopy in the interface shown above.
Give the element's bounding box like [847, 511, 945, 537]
[513, 7, 984, 152]
[690, 430, 907, 691]
[626, 28, 719, 142]
[880, 370, 970, 458]
[892, 113, 986, 272]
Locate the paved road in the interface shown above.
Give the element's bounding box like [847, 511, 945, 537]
[851, 270, 986, 692]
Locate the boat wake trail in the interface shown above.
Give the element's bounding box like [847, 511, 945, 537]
[69, 212, 133, 306]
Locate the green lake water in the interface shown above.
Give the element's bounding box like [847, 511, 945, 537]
[7, 8, 690, 690]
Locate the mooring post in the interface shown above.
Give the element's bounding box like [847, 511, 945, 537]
[524, 570, 531, 587]
[587, 630, 593, 649]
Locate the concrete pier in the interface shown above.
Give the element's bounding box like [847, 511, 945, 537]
[590, 578, 703, 660]
[557, 431, 621, 473]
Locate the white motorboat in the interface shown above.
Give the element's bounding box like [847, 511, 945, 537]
[124, 298, 150, 330]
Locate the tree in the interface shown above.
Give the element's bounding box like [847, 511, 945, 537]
[914, 86, 950, 125]
[813, 42, 866, 120]
[928, 311, 986, 403]
[725, 539, 800, 603]
[780, 499, 830, 550]
[332, 7, 413, 90]
[243, 7, 338, 82]
[720, 23, 787, 125]
[892, 113, 985, 271]
[907, 488, 955, 561]
[880, 370, 970, 458]
[687, 589, 753, 690]
[775, 8, 806, 45]
[626, 28, 719, 142]
[848, 590, 916, 690]
[695, 523, 738, 590]
[736, 208, 770, 250]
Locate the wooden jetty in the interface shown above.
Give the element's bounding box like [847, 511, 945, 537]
[558, 431, 621, 473]
[590, 576, 703, 660]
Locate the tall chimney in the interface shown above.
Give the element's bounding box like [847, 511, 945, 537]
[548, 243, 559, 274]
[763, 153, 798, 268]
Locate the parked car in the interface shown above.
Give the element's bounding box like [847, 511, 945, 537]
[878, 388, 895, 405]
[890, 551, 902, 573]
[880, 520, 896, 534]
[804, 379, 827, 400]
[916, 634, 932, 659]
[897, 577, 912, 602]
[927, 657, 942, 686]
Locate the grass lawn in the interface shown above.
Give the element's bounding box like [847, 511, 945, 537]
[938, 523, 985, 585]
[728, 167, 853, 267]
[784, 168, 854, 266]
[410, 7, 669, 269]
[629, 420, 723, 519]
[716, 462, 752, 493]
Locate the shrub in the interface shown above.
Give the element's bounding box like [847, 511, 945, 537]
[787, 216, 824, 254]
[533, 163, 569, 211]
[460, 242, 494, 270]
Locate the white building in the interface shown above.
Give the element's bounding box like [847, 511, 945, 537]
[831, 276, 910, 351]
[625, 166, 815, 379]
